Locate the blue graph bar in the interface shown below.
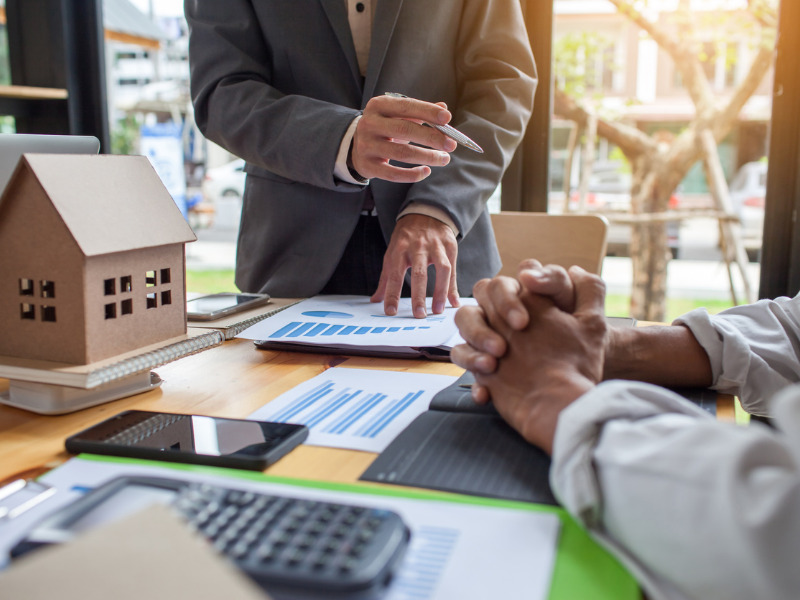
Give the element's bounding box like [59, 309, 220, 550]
[371, 327, 386, 333]
[322, 392, 386, 434]
[287, 322, 317, 337]
[339, 325, 358, 335]
[303, 389, 362, 428]
[271, 381, 334, 422]
[269, 322, 302, 338]
[321, 324, 345, 336]
[305, 323, 329, 336]
[357, 390, 423, 438]
[355, 327, 371, 335]
[387, 327, 401, 332]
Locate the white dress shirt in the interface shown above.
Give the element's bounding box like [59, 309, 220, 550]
[550, 294, 800, 600]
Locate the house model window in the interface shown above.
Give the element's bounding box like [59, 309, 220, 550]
[102, 268, 172, 318]
[19, 278, 34, 296]
[18, 278, 56, 322]
[40, 280, 55, 298]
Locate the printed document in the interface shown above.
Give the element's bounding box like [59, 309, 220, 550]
[248, 367, 456, 453]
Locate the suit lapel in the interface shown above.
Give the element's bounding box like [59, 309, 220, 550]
[363, 0, 403, 101]
[319, 0, 364, 92]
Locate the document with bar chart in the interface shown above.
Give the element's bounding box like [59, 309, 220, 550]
[236, 295, 475, 359]
[247, 367, 457, 452]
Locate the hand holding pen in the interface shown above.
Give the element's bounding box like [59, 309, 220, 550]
[349, 93, 480, 184]
[385, 93, 483, 154]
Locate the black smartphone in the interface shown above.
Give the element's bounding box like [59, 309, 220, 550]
[65, 410, 308, 471]
[186, 292, 271, 321]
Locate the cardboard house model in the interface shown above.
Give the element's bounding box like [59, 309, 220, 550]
[0, 153, 196, 365]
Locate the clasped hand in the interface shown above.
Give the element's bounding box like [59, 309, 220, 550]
[451, 261, 608, 454]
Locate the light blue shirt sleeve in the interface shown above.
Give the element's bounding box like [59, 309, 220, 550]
[674, 293, 800, 415]
[551, 380, 800, 600]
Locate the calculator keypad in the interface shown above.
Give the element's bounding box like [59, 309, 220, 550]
[173, 482, 409, 593]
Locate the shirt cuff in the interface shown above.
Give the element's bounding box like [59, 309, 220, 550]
[334, 115, 369, 185]
[397, 203, 460, 237]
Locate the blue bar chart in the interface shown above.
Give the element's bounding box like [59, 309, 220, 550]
[248, 367, 456, 452]
[388, 525, 460, 600]
[234, 296, 472, 349]
[269, 320, 431, 339]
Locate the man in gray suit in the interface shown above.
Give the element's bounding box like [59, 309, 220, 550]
[186, 1, 536, 318]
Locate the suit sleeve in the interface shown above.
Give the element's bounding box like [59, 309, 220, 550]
[551, 380, 800, 600]
[185, 0, 362, 191]
[402, 0, 537, 237]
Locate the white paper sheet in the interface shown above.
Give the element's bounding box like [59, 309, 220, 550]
[248, 367, 456, 453]
[236, 295, 474, 349]
[13, 457, 560, 600]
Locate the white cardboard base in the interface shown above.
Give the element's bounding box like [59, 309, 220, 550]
[0, 372, 162, 415]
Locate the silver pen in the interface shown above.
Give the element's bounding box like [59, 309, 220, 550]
[384, 92, 484, 153]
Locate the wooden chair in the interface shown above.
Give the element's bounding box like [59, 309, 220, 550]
[490, 212, 608, 276]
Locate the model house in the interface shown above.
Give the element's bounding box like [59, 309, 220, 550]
[0, 153, 196, 365]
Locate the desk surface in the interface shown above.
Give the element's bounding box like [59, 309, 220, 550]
[0, 332, 736, 486]
[0, 338, 464, 485]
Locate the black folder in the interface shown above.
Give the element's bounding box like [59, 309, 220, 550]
[361, 371, 717, 505]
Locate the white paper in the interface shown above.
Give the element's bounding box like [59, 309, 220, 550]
[236, 295, 474, 349]
[248, 367, 456, 453]
[16, 457, 560, 600]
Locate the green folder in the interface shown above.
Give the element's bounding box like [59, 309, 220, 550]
[70, 454, 639, 600]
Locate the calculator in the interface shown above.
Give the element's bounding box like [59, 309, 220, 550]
[12, 476, 411, 598]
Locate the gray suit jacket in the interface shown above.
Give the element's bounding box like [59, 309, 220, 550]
[186, 0, 537, 297]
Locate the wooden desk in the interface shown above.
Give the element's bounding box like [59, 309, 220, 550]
[0, 329, 736, 486]
[0, 339, 462, 485]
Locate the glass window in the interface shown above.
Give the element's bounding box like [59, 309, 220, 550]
[550, 0, 776, 321]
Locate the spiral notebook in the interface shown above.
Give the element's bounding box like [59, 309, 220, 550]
[0, 328, 223, 389]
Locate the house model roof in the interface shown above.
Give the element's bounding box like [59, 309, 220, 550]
[5, 153, 196, 256]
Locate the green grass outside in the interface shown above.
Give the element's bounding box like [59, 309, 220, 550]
[186, 269, 238, 295]
[186, 268, 737, 322]
[606, 295, 736, 323]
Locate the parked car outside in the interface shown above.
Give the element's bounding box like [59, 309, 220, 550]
[728, 160, 766, 260]
[566, 161, 681, 258]
[201, 158, 246, 229]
